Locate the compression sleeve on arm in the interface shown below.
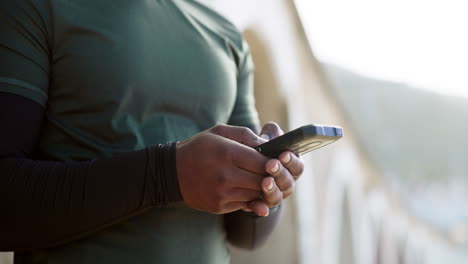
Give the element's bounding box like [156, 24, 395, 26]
[224, 203, 283, 250]
[0, 93, 182, 252]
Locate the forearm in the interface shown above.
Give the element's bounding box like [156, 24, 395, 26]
[0, 93, 182, 251]
[0, 143, 181, 251]
[224, 203, 283, 250]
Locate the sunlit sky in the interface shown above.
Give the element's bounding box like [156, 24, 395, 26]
[296, 0, 468, 98]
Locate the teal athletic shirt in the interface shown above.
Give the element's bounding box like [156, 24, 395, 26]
[0, 0, 259, 263]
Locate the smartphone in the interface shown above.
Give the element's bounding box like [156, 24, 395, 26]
[254, 124, 343, 158]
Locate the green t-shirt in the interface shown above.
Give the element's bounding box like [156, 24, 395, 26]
[0, 0, 258, 263]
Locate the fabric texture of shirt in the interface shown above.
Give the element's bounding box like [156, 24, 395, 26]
[0, 0, 258, 263]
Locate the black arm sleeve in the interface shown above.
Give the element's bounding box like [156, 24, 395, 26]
[0, 93, 182, 252]
[224, 203, 283, 250]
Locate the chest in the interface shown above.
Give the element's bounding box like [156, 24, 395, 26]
[48, 0, 238, 127]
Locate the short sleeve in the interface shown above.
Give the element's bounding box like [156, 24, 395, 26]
[227, 39, 260, 128]
[0, 0, 51, 107]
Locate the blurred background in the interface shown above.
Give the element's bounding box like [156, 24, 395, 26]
[203, 0, 468, 263]
[1, 0, 467, 263]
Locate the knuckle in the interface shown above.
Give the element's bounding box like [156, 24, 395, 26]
[216, 174, 228, 188]
[267, 197, 282, 208]
[275, 164, 287, 177]
[287, 153, 297, 165]
[282, 185, 295, 198]
[211, 125, 220, 133]
[211, 124, 225, 135]
[264, 122, 279, 130]
[273, 191, 284, 203]
[274, 196, 284, 206]
[282, 190, 291, 199]
[262, 122, 282, 137]
[287, 155, 304, 177]
[280, 176, 295, 191]
[241, 127, 254, 138]
[269, 162, 283, 177]
[264, 188, 282, 205]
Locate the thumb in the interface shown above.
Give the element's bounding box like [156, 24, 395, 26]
[259, 122, 284, 140]
[211, 124, 267, 147]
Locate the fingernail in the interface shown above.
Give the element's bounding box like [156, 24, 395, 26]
[260, 134, 270, 140]
[264, 209, 269, 217]
[266, 181, 274, 191]
[281, 153, 291, 164]
[270, 162, 279, 173]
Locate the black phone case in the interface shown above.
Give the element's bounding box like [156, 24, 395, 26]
[254, 124, 343, 158]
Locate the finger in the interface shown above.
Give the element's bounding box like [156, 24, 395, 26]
[261, 177, 283, 207]
[265, 159, 295, 194]
[211, 124, 267, 147]
[227, 169, 264, 190]
[279, 151, 304, 179]
[223, 201, 249, 214]
[225, 188, 262, 202]
[247, 200, 270, 217]
[230, 144, 269, 174]
[259, 122, 284, 140]
[280, 186, 294, 199]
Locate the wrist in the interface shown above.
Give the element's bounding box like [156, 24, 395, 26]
[150, 142, 183, 205]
